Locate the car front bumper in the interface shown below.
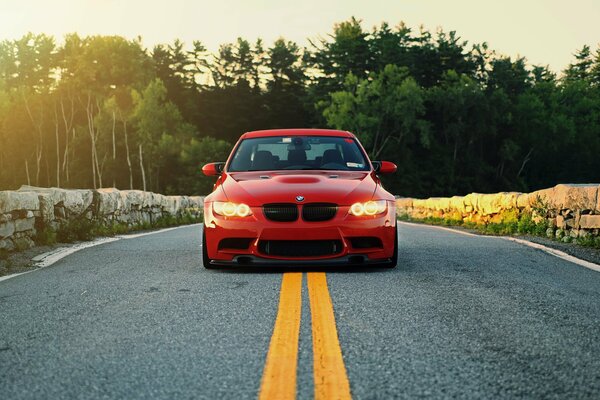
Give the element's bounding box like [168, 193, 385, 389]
[203, 202, 396, 265]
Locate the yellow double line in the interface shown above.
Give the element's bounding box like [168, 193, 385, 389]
[258, 272, 351, 400]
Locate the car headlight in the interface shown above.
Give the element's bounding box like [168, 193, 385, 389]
[213, 201, 252, 217]
[349, 200, 387, 216]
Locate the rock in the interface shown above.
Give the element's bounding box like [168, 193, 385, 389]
[463, 193, 478, 212]
[0, 191, 39, 213]
[474, 193, 502, 215]
[570, 229, 579, 238]
[164, 196, 181, 215]
[0, 238, 15, 251]
[18, 186, 93, 216]
[13, 236, 34, 251]
[0, 221, 15, 238]
[556, 215, 566, 229]
[14, 217, 35, 232]
[424, 197, 450, 211]
[395, 198, 413, 209]
[120, 190, 147, 210]
[516, 193, 531, 208]
[54, 206, 66, 219]
[532, 184, 598, 211]
[497, 192, 520, 209]
[579, 215, 600, 229]
[449, 196, 465, 213]
[95, 188, 123, 216]
[412, 199, 427, 209]
[38, 193, 55, 223]
[187, 196, 204, 215]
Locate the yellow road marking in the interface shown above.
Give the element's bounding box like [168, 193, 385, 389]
[258, 272, 303, 400]
[308, 272, 352, 400]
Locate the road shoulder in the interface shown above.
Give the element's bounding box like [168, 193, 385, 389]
[398, 220, 600, 267]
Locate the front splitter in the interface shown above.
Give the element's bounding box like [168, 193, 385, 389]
[209, 254, 392, 267]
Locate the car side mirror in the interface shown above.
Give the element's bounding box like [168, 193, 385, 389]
[202, 162, 225, 176]
[372, 161, 397, 174]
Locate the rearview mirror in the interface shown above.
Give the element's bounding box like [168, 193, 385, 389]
[372, 161, 397, 174]
[202, 162, 225, 176]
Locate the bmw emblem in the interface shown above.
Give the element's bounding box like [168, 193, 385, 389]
[295, 195, 305, 202]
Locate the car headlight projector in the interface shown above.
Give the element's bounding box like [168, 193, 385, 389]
[349, 200, 387, 216]
[213, 201, 252, 217]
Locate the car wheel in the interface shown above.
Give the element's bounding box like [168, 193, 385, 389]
[202, 229, 218, 269]
[382, 226, 398, 268]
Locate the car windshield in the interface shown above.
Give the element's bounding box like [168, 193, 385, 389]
[228, 136, 370, 172]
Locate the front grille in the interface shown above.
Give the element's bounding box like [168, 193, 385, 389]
[302, 203, 338, 222]
[263, 203, 298, 222]
[218, 238, 253, 250]
[258, 240, 343, 257]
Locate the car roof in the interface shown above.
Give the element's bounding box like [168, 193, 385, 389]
[241, 128, 355, 139]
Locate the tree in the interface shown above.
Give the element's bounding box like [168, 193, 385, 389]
[132, 78, 192, 192]
[563, 45, 593, 82]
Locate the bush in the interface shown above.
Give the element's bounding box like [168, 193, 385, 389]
[35, 227, 57, 246]
[56, 218, 97, 243]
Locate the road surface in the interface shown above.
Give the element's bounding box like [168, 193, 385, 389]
[1, 223, 599, 399]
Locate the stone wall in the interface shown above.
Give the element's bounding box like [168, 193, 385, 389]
[396, 183, 600, 239]
[0, 186, 204, 252]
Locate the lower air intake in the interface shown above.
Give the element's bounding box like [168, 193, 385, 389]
[258, 240, 343, 257]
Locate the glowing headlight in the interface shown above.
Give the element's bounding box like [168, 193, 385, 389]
[213, 201, 252, 217]
[349, 200, 387, 216]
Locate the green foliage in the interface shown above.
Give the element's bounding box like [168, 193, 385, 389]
[1, 20, 600, 197]
[56, 218, 97, 242]
[576, 235, 600, 249]
[35, 227, 57, 246]
[50, 212, 202, 244]
[400, 210, 551, 239]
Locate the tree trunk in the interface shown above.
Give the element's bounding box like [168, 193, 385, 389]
[22, 93, 44, 186]
[54, 104, 61, 188]
[139, 144, 146, 192]
[60, 96, 74, 185]
[123, 120, 133, 190]
[25, 159, 31, 186]
[517, 148, 534, 178]
[111, 109, 116, 187]
[85, 93, 104, 188]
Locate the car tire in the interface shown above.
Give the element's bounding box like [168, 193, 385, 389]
[202, 229, 218, 269]
[382, 226, 398, 268]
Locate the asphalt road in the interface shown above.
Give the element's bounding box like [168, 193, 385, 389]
[1, 223, 599, 399]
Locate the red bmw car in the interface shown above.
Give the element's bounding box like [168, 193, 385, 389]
[201, 129, 398, 268]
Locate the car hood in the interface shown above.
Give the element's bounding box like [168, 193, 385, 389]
[221, 171, 377, 206]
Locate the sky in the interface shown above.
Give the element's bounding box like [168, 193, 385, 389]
[1, 0, 599, 72]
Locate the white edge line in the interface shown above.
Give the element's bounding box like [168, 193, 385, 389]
[117, 223, 201, 239]
[398, 220, 484, 238]
[398, 220, 600, 272]
[0, 224, 201, 283]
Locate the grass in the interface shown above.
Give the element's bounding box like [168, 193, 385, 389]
[35, 212, 202, 246]
[398, 210, 600, 249]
